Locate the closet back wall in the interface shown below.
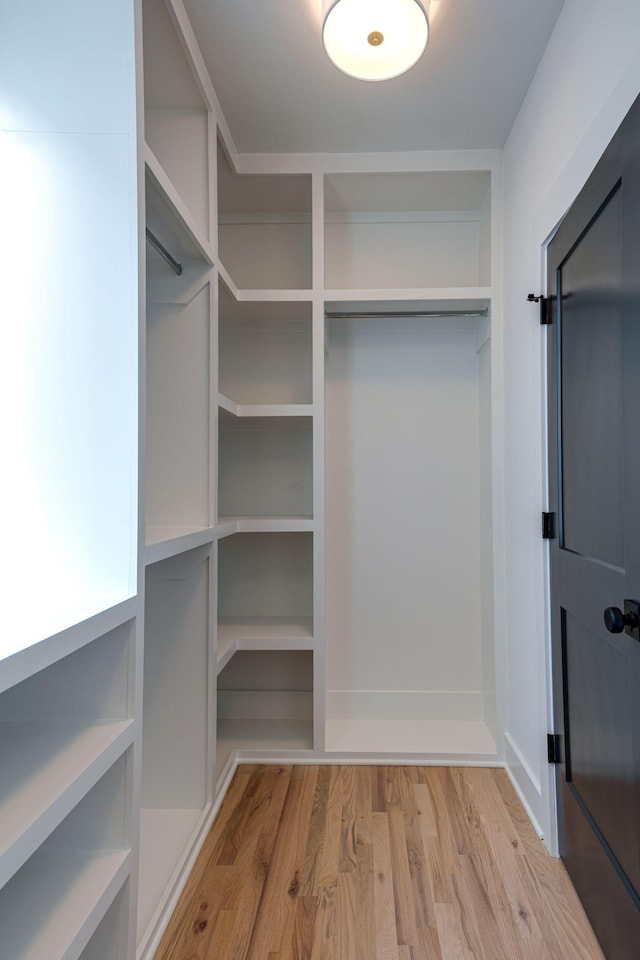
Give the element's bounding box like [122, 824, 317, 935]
[326, 317, 492, 745]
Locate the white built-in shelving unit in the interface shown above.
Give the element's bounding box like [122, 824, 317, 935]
[1, 1, 503, 958]
[0, 2, 139, 959]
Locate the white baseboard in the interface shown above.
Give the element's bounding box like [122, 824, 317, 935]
[504, 732, 545, 839]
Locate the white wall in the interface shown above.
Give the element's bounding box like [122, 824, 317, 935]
[502, 0, 640, 847]
[326, 317, 487, 726]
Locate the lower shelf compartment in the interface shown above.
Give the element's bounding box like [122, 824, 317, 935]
[324, 719, 497, 757]
[0, 846, 130, 960]
[137, 807, 205, 943]
[216, 718, 314, 783]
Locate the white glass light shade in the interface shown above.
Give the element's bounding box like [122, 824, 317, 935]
[322, 0, 429, 81]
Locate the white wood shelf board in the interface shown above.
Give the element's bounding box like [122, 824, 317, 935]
[213, 520, 239, 541]
[217, 393, 313, 418]
[216, 719, 314, 782]
[145, 144, 215, 265]
[218, 516, 314, 534]
[145, 526, 215, 565]
[0, 719, 134, 888]
[0, 846, 130, 960]
[325, 287, 492, 307]
[137, 807, 204, 943]
[216, 261, 313, 303]
[219, 285, 312, 322]
[216, 617, 314, 674]
[0, 599, 137, 698]
[324, 719, 497, 756]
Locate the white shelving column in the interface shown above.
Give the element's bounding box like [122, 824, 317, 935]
[0, 2, 139, 959]
[136, 1, 219, 957]
[322, 166, 497, 759]
[214, 137, 319, 783]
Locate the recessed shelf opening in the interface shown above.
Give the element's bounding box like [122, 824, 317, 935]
[324, 171, 491, 290]
[217, 136, 312, 289]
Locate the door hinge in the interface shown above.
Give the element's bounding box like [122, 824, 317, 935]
[527, 293, 552, 325]
[542, 511, 556, 540]
[547, 733, 561, 765]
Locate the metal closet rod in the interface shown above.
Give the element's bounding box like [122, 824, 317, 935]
[324, 308, 488, 319]
[145, 228, 183, 276]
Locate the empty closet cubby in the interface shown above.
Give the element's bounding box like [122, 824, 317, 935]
[218, 413, 313, 520]
[216, 650, 314, 783]
[78, 885, 129, 960]
[0, 622, 134, 890]
[0, 755, 132, 960]
[324, 312, 495, 756]
[217, 137, 312, 290]
[217, 533, 313, 638]
[139, 546, 211, 946]
[145, 252, 212, 546]
[142, 0, 210, 241]
[218, 282, 313, 406]
[324, 171, 491, 290]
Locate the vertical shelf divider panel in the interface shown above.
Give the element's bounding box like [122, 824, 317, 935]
[145, 255, 213, 553]
[138, 546, 212, 954]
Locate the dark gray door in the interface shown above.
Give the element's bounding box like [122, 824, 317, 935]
[548, 93, 640, 959]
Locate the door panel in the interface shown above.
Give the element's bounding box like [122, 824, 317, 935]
[548, 92, 640, 960]
[563, 610, 640, 891]
[559, 185, 624, 567]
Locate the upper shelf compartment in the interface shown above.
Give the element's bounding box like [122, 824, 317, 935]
[142, 0, 211, 245]
[324, 171, 492, 291]
[217, 137, 312, 291]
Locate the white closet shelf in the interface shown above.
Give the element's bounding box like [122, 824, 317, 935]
[216, 617, 314, 674]
[324, 719, 497, 757]
[217, 261, 313, 303]
[137, 806, 207, 947]
[216, 516, 314, 533]
[0, 719, 134, 888]
[0, 599, 137, 698]
[324, 287, 492, 307]
[0, 845, 131, 960]
[218, 393, 313, 418]
[145, 143, 215, 266]
[216, 718, 314, 781]
[145, 525, 215, 565]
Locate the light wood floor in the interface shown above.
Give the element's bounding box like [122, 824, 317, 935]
[155, 765, 605, 960]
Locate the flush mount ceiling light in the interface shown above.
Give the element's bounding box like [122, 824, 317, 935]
[322, 0, 430, 82]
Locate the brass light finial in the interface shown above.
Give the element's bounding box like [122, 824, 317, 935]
[367, 30, 384, 46]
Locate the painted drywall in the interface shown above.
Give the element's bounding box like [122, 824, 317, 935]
[502, 0, 640, 846]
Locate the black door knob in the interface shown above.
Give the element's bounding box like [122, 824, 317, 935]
[604, 606, 639, 633]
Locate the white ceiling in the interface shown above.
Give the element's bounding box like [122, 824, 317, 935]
[183, 0, 565, 155]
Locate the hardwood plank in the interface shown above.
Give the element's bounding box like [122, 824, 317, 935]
[246, 765, 318, 959]
[301, 765, 331, 896]
[291, 895, 318, 960]
[339, 765, 358, 873]
[334, 868, 358, 960]
[372, 811, 400, 960]
[356, 841, 376, 960]
[388, 798, 419, 946]
[356, 765, 373, 845]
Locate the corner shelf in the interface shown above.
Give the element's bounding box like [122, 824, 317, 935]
[216, 616, 314, 674]
[145, 525, 215, 566]
[217, 393, 313, 419]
